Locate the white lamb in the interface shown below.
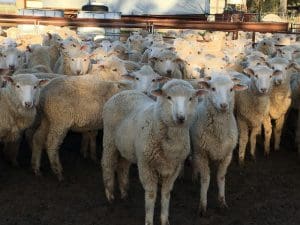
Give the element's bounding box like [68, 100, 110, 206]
[235, 66, 281, 164]
[101, 79, 207, 225]
[0, 74, 48, 165]
[191, 73, 247, 215]
[31, 75, 131, 180]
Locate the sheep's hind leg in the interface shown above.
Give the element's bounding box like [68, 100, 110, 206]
[102, 130, 119, 202]
[117, 157, 131, 199]
[274, 115, 285, 151]
[46, 125, 67, 181]
[237, 118, 248, 165]
[262, 116, 272, 157]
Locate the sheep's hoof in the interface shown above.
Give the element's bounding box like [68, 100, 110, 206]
[105, 189, 115, 203]
[161, 219, 170, 225]
[33, 169, 42, 177]
[238, 158, 245, 167]
[264, 151, 270, 158]
[120, 190, 128, 200]
[219, 198, 228, 210]
[250, 155, 256, 162]
[57, 174, 64, 182]
[198, 205, 207, 217]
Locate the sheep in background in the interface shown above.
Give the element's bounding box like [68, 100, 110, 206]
[191, 73, 247, 215]
[102, 79, 207, 225]
[0, 47, 25, 73]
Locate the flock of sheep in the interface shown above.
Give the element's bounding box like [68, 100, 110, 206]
[0, 26, 299, 225]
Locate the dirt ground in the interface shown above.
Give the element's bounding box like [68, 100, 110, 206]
[0, 110, 300, 225]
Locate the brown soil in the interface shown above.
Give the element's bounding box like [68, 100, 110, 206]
[0, 110, 300, 225]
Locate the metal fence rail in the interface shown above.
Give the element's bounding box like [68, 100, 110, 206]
[0, 14, 290, 33]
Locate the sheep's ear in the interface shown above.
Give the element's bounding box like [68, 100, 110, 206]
[233, 84, 248, 91]
[198, 81, 210, 89]
[195, 89, 208, 96]
[151, 89, 163, 97]
[260, 56, 266, 61]
[38, 79, 49, 87]
[122, 73, 135, 80]
[117, 81, 131, 89]
[26, 45, 32, 53]
[2, 76, 14, 84]
[243, 68, 254, 76]
[204, 76, 211, 81]
[265, 61, 271, 68]
[288, 62, 300, 71]
[150, 57, 158, 61]
[47, 32, 52, 40]
[98, 64, 105, 69]
[156, 76, 170, 83]
[272, 70, 283, 77]
[0, 68, 10, 75]
[80, 45, 88, 51]
[231, 77, 241, 83]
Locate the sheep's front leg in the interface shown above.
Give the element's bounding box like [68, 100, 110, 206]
[161, 165, 181, 225]
[46, 125, 67, 181]
[262, 115, 272, 156]
[80, 132, 89, 159]
[217, 153, 232, 209]
[274, 115, 285, 151]
[88, 130, 98, 162]
[250, 125, 261, 161]
[237, 118, 248, 165]
[198, 154, 210, 216]
[138, 163, 158, 225]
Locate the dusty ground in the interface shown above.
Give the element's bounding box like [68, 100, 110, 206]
[0, 111, 300, 225]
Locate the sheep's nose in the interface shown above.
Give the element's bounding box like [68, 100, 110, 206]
[166, 70, 172, 75]
[76, 70, 81, 75]
[275, 79, 282, 85]
[24, 102, 33, 108]
[9, 65, 15, 70]
[260, 88, 267, 93]
[220, 103, 228, 110]
[177, 115, 186, 124]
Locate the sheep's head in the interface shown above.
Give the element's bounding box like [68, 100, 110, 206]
[3, 74, 49, 109]
[244, 65, 281, 94]
[122, 65, 169, 96]
[266, 57, 290, 85]
[68, 53, 91, 75]
[198, 74, 247, 112]
[0, 48, 25, 72]
[97, 56, 128, 79]
[151, 79, 207, 127]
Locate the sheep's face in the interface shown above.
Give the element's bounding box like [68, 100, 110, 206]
[0, 48, 24, 72]
[199, 76, 247, 112]
[3, 75, 48, 109]
[99, 40, 112, 53]
[151, 54, 182, 77]
[98, 58, 128, 78]
[60, 39, 82, 57]
[152, 80, 207, 127]
[244, 66, 281, 94]
[185, 62, 202, 79]
[123, 72, 168, 96]
[69, 55, 91, 75]
[268, 63, 288, 85]
[277, 48, 292, 61]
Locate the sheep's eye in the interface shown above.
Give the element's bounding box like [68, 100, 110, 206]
[189, 97, 193, 101]
[33, 86, 37, 89]
[71, 58, 75, 61]
[230, 88, 233, 92]
[207, 68, 210, 70]
[112, 68, 117, 72]
[160, 60, 163, 62]
[16, 85, 20, 88]
[285, 67, 287, 70]
[269, 75, 272, 78]
[135, 77, 139, 80]
[72, 44, 76, 47]
[255, 75, 258, 78]
[3, 55, 6, 58]
[271, 66, 275, 69]
[18, 55, 21, 58]
[152, 79, 155, 82]
[84, 59, 87, 61]
[211, 87, 216, 91]
[167, 96, 171, 100]
[100, 45, 103, 47]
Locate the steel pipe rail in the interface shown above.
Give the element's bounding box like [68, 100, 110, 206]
[0, 14, 289, 33]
